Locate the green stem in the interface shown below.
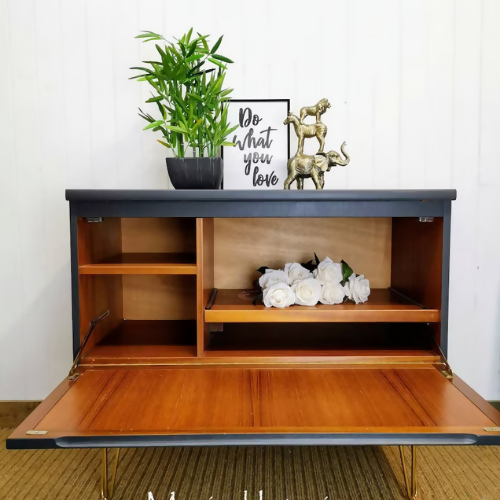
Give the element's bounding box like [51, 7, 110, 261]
[176, 133, 185, 158]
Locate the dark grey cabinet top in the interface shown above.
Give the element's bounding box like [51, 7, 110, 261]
[66, 189, 457, 202]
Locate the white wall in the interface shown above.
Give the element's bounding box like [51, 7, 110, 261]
[1, 0, 499, 400]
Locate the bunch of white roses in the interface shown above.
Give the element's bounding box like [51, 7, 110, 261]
[258, 257, 370, 308]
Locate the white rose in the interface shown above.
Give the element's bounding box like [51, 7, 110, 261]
[259, 269, 291, 289]
[292, 278, 322, 306]
[343, 274, 370, 304]
[263, 283, 296, 308]
[313, 256, 342, 284]
[284, 262, 312, 283]
[320, 282, 345, 305]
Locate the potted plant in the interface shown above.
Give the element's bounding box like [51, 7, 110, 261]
[131, 29, 238, 189]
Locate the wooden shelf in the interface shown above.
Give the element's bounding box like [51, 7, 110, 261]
[204, 323, 439, 364]
[79, 253, 197, 275]
[204, 350, 439, 364]
[205, 288, 440, 323]
[81, 320, 197, 364]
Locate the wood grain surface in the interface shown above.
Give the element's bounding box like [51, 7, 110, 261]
[391, 217, 444, 343]
[121, 218, 196, 254]
[206, 288, 439, 323]
[77, 218, 124, 351]
[197, 218, 214, 356]
[122, 275, 196, 320]
[33, 367, 495, 434]
[81, 320, 197, 363]
[214, 218, 392, 289]
[78, 253, 197, 275]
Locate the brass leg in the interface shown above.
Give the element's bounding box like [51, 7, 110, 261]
[101, 448, 120, 500]
[399, 446, 418, 499]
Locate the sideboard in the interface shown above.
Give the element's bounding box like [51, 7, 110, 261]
[7, 189, 500, 500]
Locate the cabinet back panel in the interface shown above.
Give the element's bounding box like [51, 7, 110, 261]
[79, 275, 123, 352]
[214, 218, 392, 289]
[121, 218, 196, 254]
[78, 218, 122, 264]
[122, 275, 196, 320]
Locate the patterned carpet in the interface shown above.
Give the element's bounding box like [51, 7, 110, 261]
[1, 429, 499, 500]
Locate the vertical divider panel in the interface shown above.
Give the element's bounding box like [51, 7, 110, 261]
[196, 218, 214, 357]
[77, 218, 124, 354]
[391, 217, 444, 346]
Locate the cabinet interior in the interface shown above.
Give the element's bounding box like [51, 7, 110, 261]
[76, 216, 444, 366]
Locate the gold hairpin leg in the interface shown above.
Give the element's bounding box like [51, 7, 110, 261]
[399, 446, 418, 499]
[101, 448, 120, 500]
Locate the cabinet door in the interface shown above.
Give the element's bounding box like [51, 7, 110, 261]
[7, 365, 500, 449]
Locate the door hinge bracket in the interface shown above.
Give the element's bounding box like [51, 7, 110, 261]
[68, 373, 81, 382]
[85, 217, 103, 223]
[205, 288, 218, 310]
[418, 216, 434, 222]
[26, 430, 48, 435]
[484, 427, 500, 432]
[430, 334, 453, 379]
[68, 310, 109, 379]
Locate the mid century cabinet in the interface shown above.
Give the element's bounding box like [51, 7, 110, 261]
[8, 190, 500, 499]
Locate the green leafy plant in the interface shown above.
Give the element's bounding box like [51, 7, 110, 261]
[130, 29, 238, 158]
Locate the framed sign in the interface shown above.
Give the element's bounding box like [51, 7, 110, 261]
[222, 99, 290, 189]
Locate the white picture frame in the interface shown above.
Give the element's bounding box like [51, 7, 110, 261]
[222, 99, 290, 189]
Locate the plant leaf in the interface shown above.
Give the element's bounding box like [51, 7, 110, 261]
[199, 34, 209, 53]
[157, 140, 171, 148]
[164, 124, 188, 134]
[191, 118, 204, 134]
[208, 57, 227, 70]
[256, 266, 269, 275]
[300, 260, 317, 272]
[211, 35, 223, 54]
[186, 42, 197, 59]
[187, 92, 204, 102]
[341, 260, 354, 286]
[186, 53, 204, 63]
[221, 141, 236, 146]
[252, 291, 263, 306]
[143, 120, 164, 130]
[211, 54, 233, 64]
[224, 124, 239, 136]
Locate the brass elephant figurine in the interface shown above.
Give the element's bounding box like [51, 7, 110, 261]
[283, 142, 350, 190]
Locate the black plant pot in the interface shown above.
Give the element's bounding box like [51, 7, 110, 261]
[166, 157, 223, 190]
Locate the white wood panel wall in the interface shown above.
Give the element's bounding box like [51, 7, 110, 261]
[0, 0, 499, 400]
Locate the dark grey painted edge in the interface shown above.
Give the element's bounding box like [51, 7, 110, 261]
[70, 200, 446, 219]
[489, 401, 500, 412]
[65, 189, 457, 202]
[440, 201, 452, 357]
[6, 432, 500, 450]
[69, 207, 80, 359]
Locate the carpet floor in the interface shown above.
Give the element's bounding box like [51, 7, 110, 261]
[1, 429, 499, 500]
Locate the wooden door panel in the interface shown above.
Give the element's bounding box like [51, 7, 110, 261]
[7, 366, 500, 448]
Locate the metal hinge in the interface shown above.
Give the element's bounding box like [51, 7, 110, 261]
[26, 430, 47, 435]
[418, 216, 434, 222]
[484, 427, 500, 432]
[430, 334, 453, 379]
[68, 310, 109, 379]
[85, 217, 103, 223]
[205, 288, 218, 310]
